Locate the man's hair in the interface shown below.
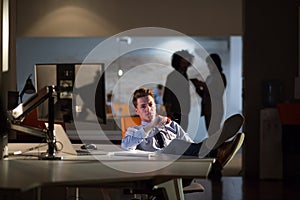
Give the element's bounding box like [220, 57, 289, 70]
[206, 53, 223, 72]
[132, 87, 154, 108]
[157, 84, 163, 90]
[171, 50, 194, 70]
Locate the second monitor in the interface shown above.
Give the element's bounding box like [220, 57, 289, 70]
[34, 63, 106, 125]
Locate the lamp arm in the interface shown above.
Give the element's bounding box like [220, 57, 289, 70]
[19, 88, 26, 102]
[9, 123, 47, 138]
[8, 85, 60, 160]
[10, 86, 51, 121]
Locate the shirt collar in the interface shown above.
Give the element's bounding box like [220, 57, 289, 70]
[141, 121, 150, 126]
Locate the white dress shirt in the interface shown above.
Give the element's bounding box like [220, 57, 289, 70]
[121, 120, 194, 151]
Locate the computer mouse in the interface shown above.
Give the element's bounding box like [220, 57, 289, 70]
[81, 144, 97, 150]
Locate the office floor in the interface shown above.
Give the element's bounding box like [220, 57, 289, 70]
[185, 176, 300, 200]
[186, 151, 243, 200]
[187, 151, 300, 200]
[65, 176, 300, 200]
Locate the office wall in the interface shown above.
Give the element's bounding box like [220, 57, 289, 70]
[0, 0, 2, 96]
[243, 0, 299, 179]
[1, 0, 16, 108]
[0, 0, 2, 101]
[16, 0, 242, 37]
[4, 0, 242, 106]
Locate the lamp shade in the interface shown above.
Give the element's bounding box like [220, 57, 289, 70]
[23, 78, 35, 94]
[19, 74, 36, 102]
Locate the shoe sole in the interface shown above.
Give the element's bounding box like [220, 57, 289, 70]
[222, 132, 245, 168]
[213, 114, 245, 149]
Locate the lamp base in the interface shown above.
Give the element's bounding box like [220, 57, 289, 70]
[39, 153, 61, 160]
[39, 156, 61, 160]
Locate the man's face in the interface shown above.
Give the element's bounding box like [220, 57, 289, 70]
[179, 58, 191, 71]
[207, 62, 214, 73]
[134, 95, 156, 123]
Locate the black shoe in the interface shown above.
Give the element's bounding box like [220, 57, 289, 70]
[198, 114, 244, 158]
[217, 132, 245, 168]
[207, 114, 244, 150]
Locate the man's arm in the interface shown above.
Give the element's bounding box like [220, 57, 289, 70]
[121, 126, 148, 150]
[190, 78, 207, 98]
[121, 116, 169, 150]
[168, 121, 194, 143]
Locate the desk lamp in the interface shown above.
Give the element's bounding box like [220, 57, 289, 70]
[9, 86, 60, 160]
[19, 74, 36, 103]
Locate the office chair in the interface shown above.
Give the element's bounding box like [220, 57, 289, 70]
[113, 103, 131, 117]
[120, 116, 141, 138]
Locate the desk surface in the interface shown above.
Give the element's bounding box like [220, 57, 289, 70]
[1, 143, 214, 193]
[0, 158, 213, 192]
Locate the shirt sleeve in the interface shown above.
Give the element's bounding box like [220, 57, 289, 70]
[121, 126, 148, 150]
[170, 121, 194, 143]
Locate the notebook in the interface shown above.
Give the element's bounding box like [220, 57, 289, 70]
[108, 150, 157, 157]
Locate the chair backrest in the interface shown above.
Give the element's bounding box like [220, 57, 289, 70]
[121, 116, 141, 138]
[113, 103, 131, 117]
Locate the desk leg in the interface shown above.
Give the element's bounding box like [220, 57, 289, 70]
[154, 178, 184, 200]
[35, 187, 42, 200]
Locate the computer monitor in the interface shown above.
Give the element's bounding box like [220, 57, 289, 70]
[34, 63, 106, 125]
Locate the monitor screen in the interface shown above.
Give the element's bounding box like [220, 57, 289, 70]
[34, 63, 106, 125]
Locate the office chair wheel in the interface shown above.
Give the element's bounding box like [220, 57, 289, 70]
[148, 188, 166, 200]
[130, 194, 148, 200]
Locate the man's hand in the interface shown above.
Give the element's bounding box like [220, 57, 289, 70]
[152, 115, 169, 128]
[143, 115, 170, 137]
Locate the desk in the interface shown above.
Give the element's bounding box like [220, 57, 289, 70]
[0, 144, 214, 200]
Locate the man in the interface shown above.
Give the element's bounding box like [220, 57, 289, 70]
[163, 50, 194, 131]
[191, 53, 227, 134]
[153, 84, 165, 115]
[122, 88, 244, 169]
